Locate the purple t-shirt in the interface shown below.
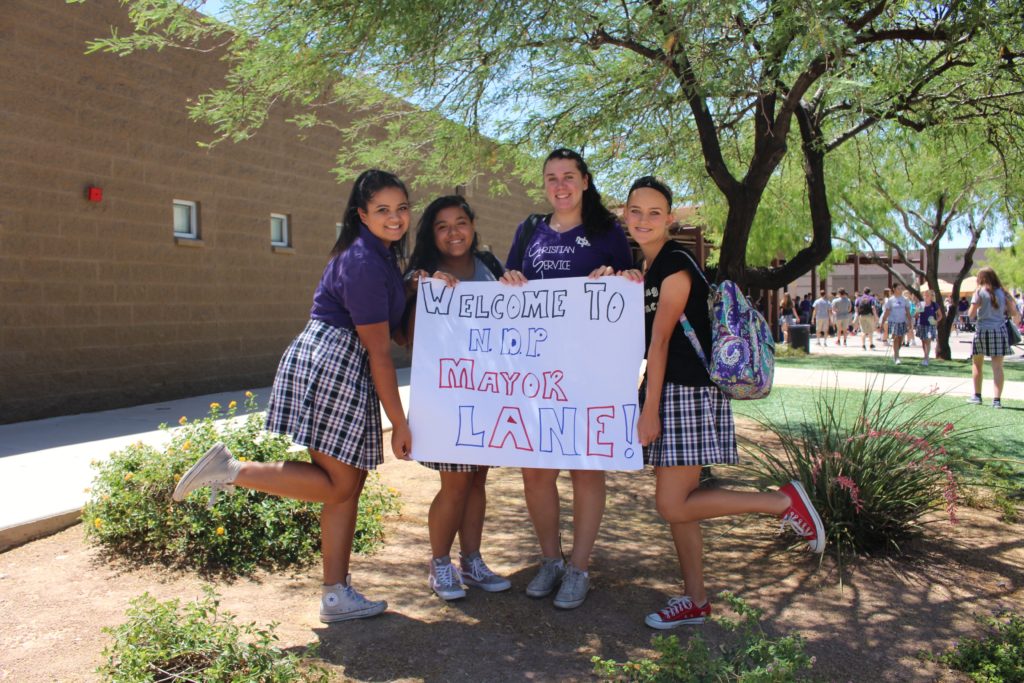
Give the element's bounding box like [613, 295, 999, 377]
[310, 225, 405, 332]
[917, 302, 939, 327]
[505, 216, 633, 279]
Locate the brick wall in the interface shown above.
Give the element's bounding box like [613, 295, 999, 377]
[0, 0, 541, 422]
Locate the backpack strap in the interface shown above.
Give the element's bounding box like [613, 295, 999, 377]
[672, 246, 713, 375]
[475, 250, 505, 280]
[511, 213, 546, 271]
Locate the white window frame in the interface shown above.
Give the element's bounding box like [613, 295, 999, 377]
[270, 213, 290, 247]
[173, 199, 198, 239]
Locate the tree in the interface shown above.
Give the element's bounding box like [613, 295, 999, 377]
[86, 0, 1024, 286]
[833, 126, 1019, 359]
[984, 228, 1024, 289]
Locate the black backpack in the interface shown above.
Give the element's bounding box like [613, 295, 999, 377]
[857, 297, 875, 316]
[510, 213, 547, 270]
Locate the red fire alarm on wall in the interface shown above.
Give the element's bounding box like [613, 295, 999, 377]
[86, 186, 103, 202]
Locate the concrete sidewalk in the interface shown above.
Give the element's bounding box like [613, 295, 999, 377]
[2, 359, 1020, 552]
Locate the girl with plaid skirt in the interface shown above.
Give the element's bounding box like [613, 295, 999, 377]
[622, 176, 825, 630]
[916, 289, 943, 366]
[402, 195, 512, 600]
[173, 170, 414, 623]
[967, 267, 1022, 408]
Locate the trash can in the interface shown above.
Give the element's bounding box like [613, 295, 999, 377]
[788, 324, 811, 354]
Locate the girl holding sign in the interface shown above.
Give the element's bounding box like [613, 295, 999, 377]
[502, 148, 633, 609]
[403, 195, 511, 600]
[172, 170, 413, 623]
[623, 176, 824, 629]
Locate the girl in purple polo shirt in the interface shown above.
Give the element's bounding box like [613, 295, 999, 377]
[172, 169, 413, 623]
[502, 148, 633, 610]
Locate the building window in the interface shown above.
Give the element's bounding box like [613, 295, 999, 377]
[271, 213, 290, 247]
[173, 200, 198, 238]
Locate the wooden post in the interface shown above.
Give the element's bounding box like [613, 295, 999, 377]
[853, 249, 860, 292]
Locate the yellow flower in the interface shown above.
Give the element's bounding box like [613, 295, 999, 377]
[245, 391, 254, 398]
[183, 440, 191, 450]
[178, 416, 188, 426]
[210, 402, 221, 410]
[216, 526, 225, 536]
[174, 474, 181, 482]
[124, 473, 134, 481]
[93, 518, 103, 529]
[102, 494, 110, 501]
[237, 456, 247, 462]
[228, 401, 237, 410]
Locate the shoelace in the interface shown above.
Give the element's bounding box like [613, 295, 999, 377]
[434, 562, 462, 588]
[662, 596, 696, 618]
[561, 567, 585, 591]
[780, 511, 812, 537]
[342, 584, 376, 607]
[465, 556, 494, 580]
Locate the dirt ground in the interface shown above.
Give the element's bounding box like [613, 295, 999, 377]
[1, 419, 1021, 682]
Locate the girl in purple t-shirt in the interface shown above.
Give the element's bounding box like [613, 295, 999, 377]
[172, 170, 413, 624]
[916, 289, 944, 366]
[501, 148, 633, 610]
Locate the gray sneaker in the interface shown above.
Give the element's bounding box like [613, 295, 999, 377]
[967, 395, 983, 405]
[172, 442, 241, 508]
[460, 551, 511, 592]
[553, 564, 590, 609]
[525, 557, 565, 598]
[320, 575, 387, 623]
[429, 556, 466, 601]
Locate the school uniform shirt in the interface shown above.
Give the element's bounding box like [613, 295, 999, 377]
[917, 302, 940, 326]
[972, 288, 1008, 332]
[832, 297, 853, 318]
[310, 224, 405, 332]
[643, 241, 713, 388]
[505, 216, 633, 279]
[812, 297, 831, 320]
[883, 295, 910, 324]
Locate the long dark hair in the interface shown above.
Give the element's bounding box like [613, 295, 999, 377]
[331, 169, 409, 256]
[977, 266, 1005, 310]
[544, 148, 619, 237]
[405, 195, 479, 275]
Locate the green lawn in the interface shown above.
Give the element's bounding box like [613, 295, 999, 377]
[775, 352, 1024, 383]
[732, 386, 1024, 470]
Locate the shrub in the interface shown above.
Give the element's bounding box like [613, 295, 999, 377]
[98, 587, 329, 682]
[83, 394, 401, 575]
[592, 592, 814, 682]
[740, 382, 972, 557]
[939, 612, 1024, 683]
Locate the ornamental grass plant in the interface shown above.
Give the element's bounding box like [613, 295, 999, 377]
[740, 380, 976, 558]
[83, 394, 400, 575]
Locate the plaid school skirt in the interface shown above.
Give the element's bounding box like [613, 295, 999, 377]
[642, 382, 738, 468]
[916, 323, 937, 341]
[265, 320, 383, 470]
[419, 460, 482, 473]
[972, 327, 1011, 358]
[888, 321, 907, 338]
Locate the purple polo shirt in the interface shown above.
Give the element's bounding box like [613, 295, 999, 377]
[505, 216, 633, 279]
[310, 225, 405, 332]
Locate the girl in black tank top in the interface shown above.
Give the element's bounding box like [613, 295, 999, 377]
[621, 176, 825, 630]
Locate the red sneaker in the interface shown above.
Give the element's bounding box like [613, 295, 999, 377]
[779, 480, 825, 553]
[644, 596, 711, 629]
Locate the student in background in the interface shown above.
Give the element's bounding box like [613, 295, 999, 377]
[916, 289, 943, 367]
[967, 267, 1021, 408]
[811, 289, 832, 346]
[879, 282, 910, 364]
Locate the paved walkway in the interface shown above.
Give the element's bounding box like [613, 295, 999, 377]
[2, 347, 1021, 551]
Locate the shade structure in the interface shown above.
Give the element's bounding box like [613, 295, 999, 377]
[958, 276, 978, 296]
[919, 278, 955, 295]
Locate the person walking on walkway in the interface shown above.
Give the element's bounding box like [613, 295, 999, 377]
[832, 289, 853, 346]
[501, 148, 633, 609]
[855, 288, 878, 350]
[811, 290, 832, 346]
[172, 170, 413, 623]
[880, 282, 910, 364]
[916, 289, 943, 366]
[620, 176, 824, 630]
[967, 267, 1021, 408]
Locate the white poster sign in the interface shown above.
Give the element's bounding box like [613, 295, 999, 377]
[409, 276, 645, 470]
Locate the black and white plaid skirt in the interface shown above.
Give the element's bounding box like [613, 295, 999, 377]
[972, 327, 1011, 357]
[265, 320, 383, 469]
[888, 321, 907, 338]
[916, 323, 937, 340]
[642, 382, 738, 468]
[419, 460, 483, 473]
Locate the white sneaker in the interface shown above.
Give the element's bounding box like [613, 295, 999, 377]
[320, 576, 387, 623]
[172, 442, 241, 508]
[429, 557, 466, 600]
[525, 557, 565, 598]
[553, 564, 590, 609]
[460, 552, 511, 592]
[894, 358, 901, 365]
[921, 359, 929, 366]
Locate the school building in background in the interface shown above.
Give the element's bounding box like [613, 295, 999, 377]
[0, 0, 540, 423]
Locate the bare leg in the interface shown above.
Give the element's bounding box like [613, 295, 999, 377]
[992, 356, 1005, 400]
[567, 469, 606, 571]
[522, 468, 561, 558]
[457, 468, 489, 556]
[428, 471, 474, 558]
[973, 354, 985, 395]
[233, 449, 360, 504]
[893, 335, 903, 361]
[921, 338, 931, 361]
[315, 458, 368, 585]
